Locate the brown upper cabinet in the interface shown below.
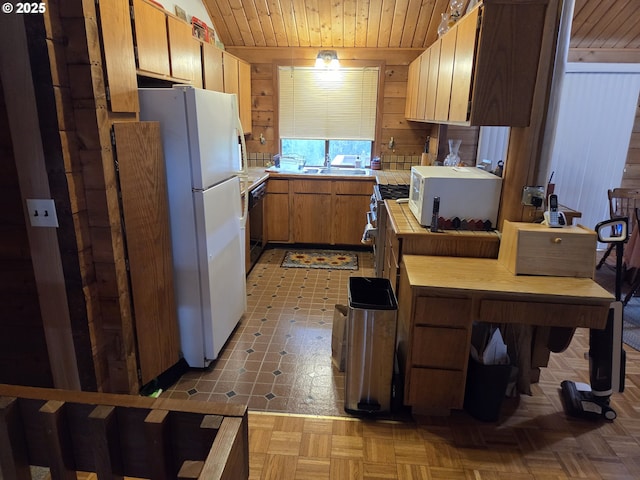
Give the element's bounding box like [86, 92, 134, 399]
[126, 0, 252, 132]
[405, 0, 547, 127]
[132, 0, 171, 77]
[222, 53, 252, 134]
[167, 15, 203, 87]
[202, 41, 224, 91]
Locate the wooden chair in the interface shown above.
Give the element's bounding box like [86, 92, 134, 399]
[596, 188, 640, 270]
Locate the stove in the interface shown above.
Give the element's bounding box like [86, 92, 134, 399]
[363, 183, 410, 277]
[375, 184, 410, 201]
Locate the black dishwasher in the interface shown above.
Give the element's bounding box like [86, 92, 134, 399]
[247, 182, 266, 271]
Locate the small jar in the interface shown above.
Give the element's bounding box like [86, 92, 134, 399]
[371, 157, 381, 170]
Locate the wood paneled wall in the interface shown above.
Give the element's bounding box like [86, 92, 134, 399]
[43, 1, 140, 393]
[0, 80, 53, 388]
[228, 47, 476, 164]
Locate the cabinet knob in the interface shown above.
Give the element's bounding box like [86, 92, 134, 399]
[553, 237, 562, 244]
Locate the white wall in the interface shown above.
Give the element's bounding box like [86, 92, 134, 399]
[169, 0, 213, 26]
[546, 63, 640, 236]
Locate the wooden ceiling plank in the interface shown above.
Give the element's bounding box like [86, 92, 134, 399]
[400, 0, 423, 47]
[318, 0, 333, 47]
[585, 0, 634, 49]
[254, 0, 278, 47]
[570, 0, 610, 48]
[343, 0, 358, 48]
[241, 0, 267, 46]
[425, 0, 449, 47]
[266, 0, 289, 46]
[228, 0, 257, 46]
[411, 0, 436, 48]
[378, 0, 396, 48]
[609, 8, 640, 49]
[355, 0, 370, 48]
[366, 0, 383, 47]
[389, 0, 410, 48]
[293, 0, 311, 46]
[305, 0, 322, 47]
[205, 0, 243, 47]
[331, 1, 345, 47]
[280, 0, 300, 46]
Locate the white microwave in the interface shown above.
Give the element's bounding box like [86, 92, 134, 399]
[409, 166, 502, 228]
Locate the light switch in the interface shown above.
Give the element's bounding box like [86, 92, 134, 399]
[26, 199, 59, 228]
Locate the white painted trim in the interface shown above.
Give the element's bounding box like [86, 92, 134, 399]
[566, 63, 640, 74]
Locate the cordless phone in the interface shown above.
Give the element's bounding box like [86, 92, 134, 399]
[544, 194, 565, 227]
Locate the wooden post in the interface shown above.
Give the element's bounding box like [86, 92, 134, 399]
[144, 409, 173, 480]
[39, 400, 76, 480]
[88, 405, 124, 480]
[0, 397, 31, 480]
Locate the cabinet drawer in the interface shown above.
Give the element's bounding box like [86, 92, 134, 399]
[291, 179, 332, 194]
[479, 300, 609, 329]
[333, 180, 375, 195]
[412, 327, 469, 369]
[408, 368, 465, 409]
[414, 296, 471, 328]
[266, 179, 289, 193]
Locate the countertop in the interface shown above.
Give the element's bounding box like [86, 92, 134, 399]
[244, 166, 411, 191]
[402, 254, 613, 305]
[386, 199, 500, 239]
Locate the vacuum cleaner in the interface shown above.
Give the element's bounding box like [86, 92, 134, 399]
[560, 217, 627, 421]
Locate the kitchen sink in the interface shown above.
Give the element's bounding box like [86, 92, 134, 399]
[316, 168, 371, 176]
[276, 166, 372, 176]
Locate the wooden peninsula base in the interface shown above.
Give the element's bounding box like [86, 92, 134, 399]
[396, 255, 614, 416]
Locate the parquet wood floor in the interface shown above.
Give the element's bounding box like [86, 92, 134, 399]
[248, 323, 640, 479]
[163, 249, 640, 479]
[33, 254, 640, 479]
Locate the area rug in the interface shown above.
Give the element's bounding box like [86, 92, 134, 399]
[281, 250, 358, 270]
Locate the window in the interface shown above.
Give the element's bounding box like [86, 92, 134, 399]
[279, 66, 379, 166]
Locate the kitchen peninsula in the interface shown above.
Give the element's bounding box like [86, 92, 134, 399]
[396, 254, 614, 415]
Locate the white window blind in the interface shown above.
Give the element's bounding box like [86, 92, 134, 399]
[279, 67, 379, 140]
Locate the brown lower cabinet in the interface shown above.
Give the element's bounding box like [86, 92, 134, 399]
[265, 177, 375, 246]
[396, 283, 472, 412]
[265, 179, 290, 242]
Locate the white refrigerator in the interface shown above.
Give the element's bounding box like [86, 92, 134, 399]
[139, 86, 247, 368]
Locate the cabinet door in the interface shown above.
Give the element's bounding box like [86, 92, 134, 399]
[133, 0, 170, 76]
[332, 194, 370, 245]
[223, 52, 239, 95]
[202, 42, 224, 91]
[292, 186, 332, 244]
[266, 193, 290, 242]
[113, 122, 180, 385]
[238, 60, 252, 134]
[435, 25, 457, 122]
[425, 39, 441, 120]
[168, 15, 202, 86]
[449, 7, 479, 122]
[98, 0, 138, 112]
[405, 59, 420, 119]
[416, 50, 430, 121]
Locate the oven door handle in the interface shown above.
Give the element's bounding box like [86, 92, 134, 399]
[361, 211, 377, 244]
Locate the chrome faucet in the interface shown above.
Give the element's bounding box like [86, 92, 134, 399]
[324, 154, 331, 168]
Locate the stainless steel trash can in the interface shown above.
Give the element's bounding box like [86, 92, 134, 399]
[345, 277, 398, 414]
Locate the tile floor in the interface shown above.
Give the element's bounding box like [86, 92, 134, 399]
[165, 247, 376, 416]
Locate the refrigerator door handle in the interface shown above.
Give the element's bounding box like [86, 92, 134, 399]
[236, 112, 249, 227]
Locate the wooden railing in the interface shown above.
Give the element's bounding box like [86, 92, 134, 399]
[0, 384, 248, 480]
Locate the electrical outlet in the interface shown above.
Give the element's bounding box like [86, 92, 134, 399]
[26, 199, 59, 227]
[521, 186, 545, 206]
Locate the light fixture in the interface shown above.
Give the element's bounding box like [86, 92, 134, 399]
[315, 50, 340, 69]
